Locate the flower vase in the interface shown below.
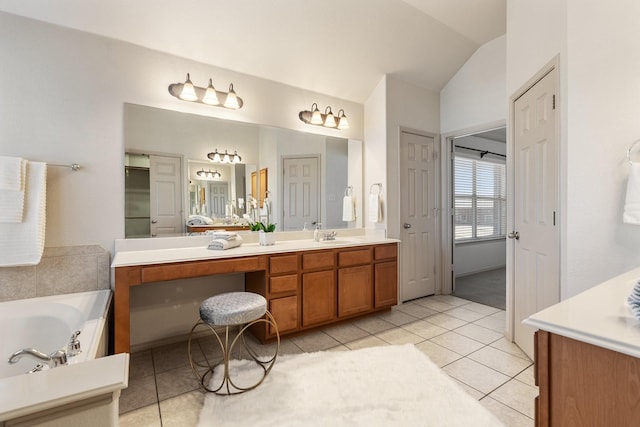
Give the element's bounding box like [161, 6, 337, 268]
[259, 231, 276, 246]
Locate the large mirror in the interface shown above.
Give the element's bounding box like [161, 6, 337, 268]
[123, 103, 362, 237]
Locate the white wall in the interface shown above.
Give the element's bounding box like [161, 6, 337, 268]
[441, 35, 507, 134]
[364, 77, 388, 232]
[385, 76, 440, 239]
[507, 0, 640, 298]
[0, 11, 364, 254]
[455, 240, 506, 277]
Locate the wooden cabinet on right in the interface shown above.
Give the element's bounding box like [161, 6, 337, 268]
[374, 244, 398, 308]
[534, 330, 640, 426]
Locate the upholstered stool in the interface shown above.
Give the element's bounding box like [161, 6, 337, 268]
[187, 292, 279, 395]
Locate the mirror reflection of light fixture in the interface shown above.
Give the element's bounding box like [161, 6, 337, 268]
[169, 74, 243, 109]
[196, 169, 222, 180]
[207, 148, 242, 164]
[299, 103, 348, 130]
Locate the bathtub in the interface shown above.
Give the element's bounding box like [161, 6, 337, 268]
[0, 290, 111, 379]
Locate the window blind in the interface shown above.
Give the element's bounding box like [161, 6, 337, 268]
[454, 155, 506, 241]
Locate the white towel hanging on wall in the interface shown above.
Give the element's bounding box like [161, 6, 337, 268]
[0, 156, 27, 223]
[368, 183, 383, 223]
[0, 161, 47, 266]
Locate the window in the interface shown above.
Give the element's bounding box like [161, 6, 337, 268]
[454, 155, 506, 241]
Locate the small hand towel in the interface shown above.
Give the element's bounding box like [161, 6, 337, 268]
[627, 279, 640, 320]
[208, 235, 243, 250]
[623, 163, 640, 224]
[207, 231, 238, 241]
[0, 161, 47, 266]
[342, 195, 355, 222]
[0, 189, 26, 223]
[0, 156, 26, 191]
[368, 193, 382, 223]
[0, 156, 27, 223]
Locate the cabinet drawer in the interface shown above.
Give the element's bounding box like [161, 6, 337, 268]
[302, 251, 335, 270]
[269, 274, 298, 294]
[270, 254, 298, 274]
[338, 248, 372, 267]
[374, 244, 397, 261]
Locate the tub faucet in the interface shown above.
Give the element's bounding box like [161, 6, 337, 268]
[67, 331, 82, 357]
[8, 348, 68, 369]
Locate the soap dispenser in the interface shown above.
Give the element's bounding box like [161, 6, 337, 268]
[313, 223, 322, 242]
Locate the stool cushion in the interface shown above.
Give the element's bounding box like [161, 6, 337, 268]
[200, 292, 267, 326]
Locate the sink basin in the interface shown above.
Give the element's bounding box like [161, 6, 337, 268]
[318, 239, 360, 245]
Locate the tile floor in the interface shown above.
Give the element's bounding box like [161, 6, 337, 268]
[119, 295, 537, 427]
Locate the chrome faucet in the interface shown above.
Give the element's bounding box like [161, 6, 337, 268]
[67, 330, 82, 356]
[322, 231, 338, 241]
[8, 348, 68, 369]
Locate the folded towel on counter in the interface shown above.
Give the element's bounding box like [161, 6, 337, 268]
[624, 163, 640, 225]
[0, 162, 47, 266]
[368, 193, 383, 223]
[208, 234, 243, 250]
[0, 156, 27, 223]
[627, 280, 640, 320]
[187, 215, 213, 226]
[206, 231, 238, 240]
[0, 156, 26, 191]
[342, 195, 356, 222]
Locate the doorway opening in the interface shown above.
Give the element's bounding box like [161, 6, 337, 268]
[449, 127, 507, 310]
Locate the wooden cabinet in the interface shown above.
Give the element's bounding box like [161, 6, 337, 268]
[248, 242, 397, 342]
[302, 270, 336, 326]
[338, 265, 372, 317]
[534, 330, 640, 427]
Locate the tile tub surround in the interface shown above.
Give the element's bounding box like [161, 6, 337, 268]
[0, 245, 110, 302]
[119, 295, 537, 427]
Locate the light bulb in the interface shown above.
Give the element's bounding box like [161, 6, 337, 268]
[224, 83, 240, 109]
[337, 110, 349, 130]
[324, 107, 337, 128]
[179, 73, 198, 101]
[223, 150, 231, 163]
[202, 78, 220, 105]
[212, 149, 221, 163]
[310, 103, 323, 125]
[232, 150, 242, 163]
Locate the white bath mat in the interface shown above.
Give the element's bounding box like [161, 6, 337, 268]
[197, 344, 504, 427]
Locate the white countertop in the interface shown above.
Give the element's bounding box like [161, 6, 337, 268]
[523, 265, 640, 358]
[0, 353, 129, 421]
[112, 234, 399, 268]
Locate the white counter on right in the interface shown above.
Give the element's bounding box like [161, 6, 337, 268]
[524, 265, 640, 359]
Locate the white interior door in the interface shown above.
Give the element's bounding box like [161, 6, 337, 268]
[149, 154, 182, 236]
[400, 131, 437, 301]
[282, 156, 319, 231]
[210, 182, 228, 218]
[512, 69, 560, 358]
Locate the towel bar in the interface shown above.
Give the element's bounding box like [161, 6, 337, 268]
[370, 183, 383, 194]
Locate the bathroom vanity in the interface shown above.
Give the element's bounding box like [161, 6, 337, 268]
[524, 266, 640, 427]
[112, 235, 398, 354]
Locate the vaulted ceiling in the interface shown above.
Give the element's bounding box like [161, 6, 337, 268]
[0, 0, 505, 103]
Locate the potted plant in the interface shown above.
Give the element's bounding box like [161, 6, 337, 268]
[251, 221, 277, 246]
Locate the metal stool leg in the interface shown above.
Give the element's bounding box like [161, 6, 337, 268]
[187, 310, 280, 395]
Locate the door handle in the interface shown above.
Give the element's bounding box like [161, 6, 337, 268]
[508, 231, 520, 240]
[403, 223, 412, 229]
[151, 220, 158, 224]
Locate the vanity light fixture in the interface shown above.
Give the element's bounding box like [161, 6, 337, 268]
[196, 169, 222, 180]
[299, 103, 349, 130]
[168, 74, 243, 109]
[207, 149, 242, 164]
